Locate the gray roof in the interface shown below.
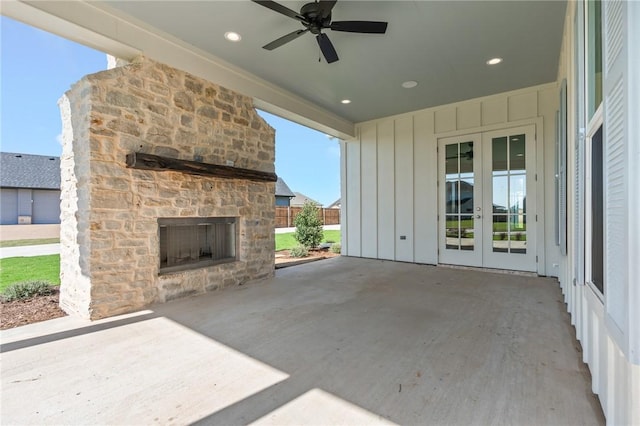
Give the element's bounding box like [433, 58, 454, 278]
[1, 152, 61, 190]
[327, 198, 341, 209]
[290, 192, 320, 207]
[275, 177, 295, 198]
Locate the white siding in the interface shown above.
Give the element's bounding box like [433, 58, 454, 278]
[360, 123, 378, 259]
[345, 140, 361, 257]
[344, 83, 558, 275]
[456, 102, 481, 130]
[414, 111, 437, 264]
[377, 121, 395, 260]
[556, 1, 640, 424]
[394, 117, 414, 262]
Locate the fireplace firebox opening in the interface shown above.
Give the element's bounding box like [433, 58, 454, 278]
[159, 217, 237, 274]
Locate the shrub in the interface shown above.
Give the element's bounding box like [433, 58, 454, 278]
[293, 201, 324, 249]
[1, 281, 54, 302]
[290, 245, 309, 258]
[330, 243, 341, 254]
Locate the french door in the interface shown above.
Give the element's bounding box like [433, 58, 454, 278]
[438, 125, 537, 272]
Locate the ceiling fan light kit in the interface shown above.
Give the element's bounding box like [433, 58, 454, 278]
[253, 0, 388, 64]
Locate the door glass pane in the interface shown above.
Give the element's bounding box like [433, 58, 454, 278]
[446, 180, 459, 213]
[510, 134, 526, 171]
[459, 142, 474, 174]
[492, 137, 508, 173]
[509, 175, 526, 214]
[492, 215, 508, 252]
[509, 220, 527, 254]
[446, 216, 459, 250]
[460, 215, 474, 250]
[445, 144, 458, 176]
[492, 175, 508, 214]
[460, 178, 474, 213]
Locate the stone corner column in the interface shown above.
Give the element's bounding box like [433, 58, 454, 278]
[57, 86, 93, 319]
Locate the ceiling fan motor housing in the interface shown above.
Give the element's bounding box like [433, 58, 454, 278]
[300, 2, 331, 34]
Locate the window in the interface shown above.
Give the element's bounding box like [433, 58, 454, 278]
[589, 126, 604, 294]
[159, 217, 237, 274]
[587, 0, 602, 119]
[585, 0, 604, 296]
[573, 2, 586, 285]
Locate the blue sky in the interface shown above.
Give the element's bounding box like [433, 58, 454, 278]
[0, 17, 340, 206]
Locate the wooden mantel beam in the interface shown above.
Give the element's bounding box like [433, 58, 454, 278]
[125, 153, 277, 183]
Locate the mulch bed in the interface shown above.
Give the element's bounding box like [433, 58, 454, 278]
[275, 249, 340, 266]
[1, 286, 67, 330]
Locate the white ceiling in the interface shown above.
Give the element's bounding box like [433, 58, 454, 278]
[99, 1, 566, 124]
[2, 0, 566, 135]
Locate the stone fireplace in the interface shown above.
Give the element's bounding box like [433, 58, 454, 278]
[58, 57, 275, 319]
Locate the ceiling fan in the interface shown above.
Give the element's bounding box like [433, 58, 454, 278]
[252, 0, 388, 64]
[446, 148, 474, 161]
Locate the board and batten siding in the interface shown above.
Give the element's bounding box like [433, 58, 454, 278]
[342, 82, 560, 276]
[555, 1, 640, 424]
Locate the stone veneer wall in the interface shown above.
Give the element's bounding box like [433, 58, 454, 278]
[58, 57, 275, 319]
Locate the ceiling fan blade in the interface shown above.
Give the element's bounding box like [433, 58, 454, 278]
[252, 0, 305, 22]
[263, 29, 309, 50]
[316, 33, 339, 63]
[317, 0, 338, 18]
[330, 21, 388, 34]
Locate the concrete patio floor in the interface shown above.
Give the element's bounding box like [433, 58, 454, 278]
[1, 257, 604, 425]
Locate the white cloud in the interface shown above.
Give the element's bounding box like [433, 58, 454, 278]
[56, 133, 63, 145]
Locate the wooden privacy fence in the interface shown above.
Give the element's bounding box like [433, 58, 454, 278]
[275, 207, 340, 228]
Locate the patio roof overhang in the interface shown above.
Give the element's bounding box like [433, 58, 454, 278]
[2, 0, 567, 138]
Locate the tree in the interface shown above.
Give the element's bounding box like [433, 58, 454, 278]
[293, 201, 323, 249]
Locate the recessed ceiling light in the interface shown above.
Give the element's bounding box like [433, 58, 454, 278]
[224, 32, 241, 42]
[402, 80, 418, 89]
[486, 57, 503, 65]
[341, 99, 351, 104]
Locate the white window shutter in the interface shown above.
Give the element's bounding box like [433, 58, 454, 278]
[573, 4, 585, 286]
[602, 0, 628, 349]
[559, 80, 568, 256]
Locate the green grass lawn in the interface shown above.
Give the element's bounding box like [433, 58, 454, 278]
[0, 254, 60, 292]
[0, 238, 60, 248]
[276, 230, 341, 251]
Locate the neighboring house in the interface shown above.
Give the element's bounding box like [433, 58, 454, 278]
[275, 177, 295, 207]
[327, 198, 341, 209]
[0, 152, 61, 225]
[290, 192, 320, 207]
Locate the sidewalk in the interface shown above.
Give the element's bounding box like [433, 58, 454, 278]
[0, 244, 60, 259]
[0, 225, 341, 257]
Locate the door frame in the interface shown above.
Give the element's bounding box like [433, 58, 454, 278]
[437, 133, 483, 267]
[437, 124, 538, 272]
[480, 125, 537, 272]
